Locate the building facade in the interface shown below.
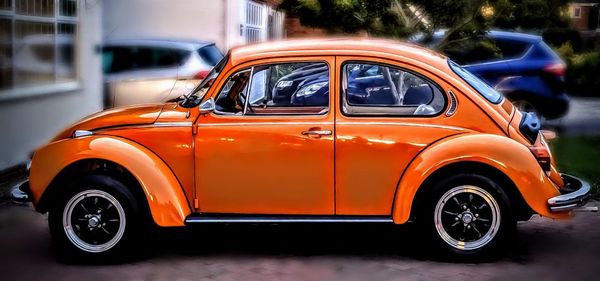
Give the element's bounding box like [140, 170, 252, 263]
[569, 1, 600, 32]
[0, 0, 104, 171]
[102, 0, 285, 52]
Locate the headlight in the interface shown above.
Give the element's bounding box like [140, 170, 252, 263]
[296, 82, 328, 97]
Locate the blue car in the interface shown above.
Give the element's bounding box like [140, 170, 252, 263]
[412, 30, 569, 119]
[281, 63, 435, 108]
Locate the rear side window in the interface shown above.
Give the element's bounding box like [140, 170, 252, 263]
[102, 46, 190, 73]
[342, 62, 445, 116]
[198, 44, 223, 66]
[494, 39, 531, 59]
[443, 37, 530, 65]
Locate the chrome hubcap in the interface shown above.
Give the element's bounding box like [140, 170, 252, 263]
[434, 185, 501, 251]
[62, 189, 126, 253]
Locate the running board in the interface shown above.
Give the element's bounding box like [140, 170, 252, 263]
[185, 214, 393, 224]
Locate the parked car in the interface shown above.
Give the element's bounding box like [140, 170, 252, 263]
[411, 30, 569, 119]
[102, 39, 223, 108]
[14, 38, 590, 261]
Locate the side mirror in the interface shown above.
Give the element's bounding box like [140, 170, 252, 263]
[199, 98, 215, 114]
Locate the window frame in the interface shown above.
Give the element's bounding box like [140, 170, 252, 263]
[0, 0, 79, 101]
[212, 59, 332, 117]
[573, 7, 581, 19]
[339, 60, 447, 118]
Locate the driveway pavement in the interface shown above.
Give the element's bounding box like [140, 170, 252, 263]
[544, 97, 600, 135]
[1, 201, 599, 281]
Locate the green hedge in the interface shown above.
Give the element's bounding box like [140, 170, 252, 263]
[555, 42, 600, 97]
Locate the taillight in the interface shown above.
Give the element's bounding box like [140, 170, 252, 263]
[529, 146, 551, 175]
[543, 62, 566, 77]
[194, 70, 210, 80]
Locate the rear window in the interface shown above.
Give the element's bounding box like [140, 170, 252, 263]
[198, 44, 223, 66]
[102, 46, 190, 74]
[449, 61, 503, 104]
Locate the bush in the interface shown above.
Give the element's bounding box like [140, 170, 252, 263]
[566, 51, 600, 97]
[543, 28, 582, 52]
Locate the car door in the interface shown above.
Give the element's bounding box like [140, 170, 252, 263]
[334, 57, 461, 215]
[195, 56, 335, 215]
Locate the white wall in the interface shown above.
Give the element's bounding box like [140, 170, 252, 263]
[103, 0, 236, 51]
[0, 1, 104, 170]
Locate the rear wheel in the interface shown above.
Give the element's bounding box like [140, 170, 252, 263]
[420, 174, 515, 259]
[48, 175, 142, 261]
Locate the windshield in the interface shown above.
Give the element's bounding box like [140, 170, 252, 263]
[188, 54, 228, 99]
[449, 60, 503, 104]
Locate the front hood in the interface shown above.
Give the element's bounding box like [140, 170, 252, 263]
[51, 104, 164, 141]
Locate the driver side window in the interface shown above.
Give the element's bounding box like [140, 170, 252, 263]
[215, 69, 251, 114]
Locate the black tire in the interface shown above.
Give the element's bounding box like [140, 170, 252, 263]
[418, 173, 516, 260]
[48, 174, 143, 262]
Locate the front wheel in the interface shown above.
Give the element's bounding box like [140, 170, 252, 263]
[48, 175, 142, 261]
[420, 174, 515, 259]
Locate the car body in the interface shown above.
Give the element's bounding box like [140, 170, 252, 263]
[15, 38, 590, 260]
[102, 39, 223, 108]
[411, 30, 569, 119]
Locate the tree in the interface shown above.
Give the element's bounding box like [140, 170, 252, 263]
[279, 0, 570, 49]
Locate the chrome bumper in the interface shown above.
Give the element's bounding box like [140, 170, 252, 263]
[10, 180, 31, 204]
[548, 174, 591, 212]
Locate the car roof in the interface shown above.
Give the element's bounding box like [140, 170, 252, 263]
[103, 39, 215, 51]
[426, 29, 542, 43]
[228, 38, 449, 69]
[487, 30, 542, 43]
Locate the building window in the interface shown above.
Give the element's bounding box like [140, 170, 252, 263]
[244, 1, 265, 44]
[573, 7, 581, 18]
[0, 0, 78, 94]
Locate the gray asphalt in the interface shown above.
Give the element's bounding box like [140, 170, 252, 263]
[544, 97, 600, 135]
[1, 201, 599, 281]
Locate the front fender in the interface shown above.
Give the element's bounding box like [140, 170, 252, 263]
[392, 133, 567, 224]
[29, 135, 192, 227]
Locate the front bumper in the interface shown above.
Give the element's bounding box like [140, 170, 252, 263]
[548, 174, 591, 212]
[10, 180, 31, 204]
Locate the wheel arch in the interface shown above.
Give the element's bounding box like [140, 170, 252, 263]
[408, 161, 533, 222]
[29, 136, 192, 227]
[391, 133, 565, 224]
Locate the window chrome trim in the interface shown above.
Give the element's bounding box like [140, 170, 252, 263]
[340, 61, 447, 118]
[153, 121, 193, 127]
[197, 121, 333, 127]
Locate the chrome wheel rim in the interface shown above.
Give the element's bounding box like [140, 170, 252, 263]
[62, 189, 126, 253]
[434, 185, 501, 251]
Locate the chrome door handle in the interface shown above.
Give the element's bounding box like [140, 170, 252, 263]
[301, 130, 332, 136]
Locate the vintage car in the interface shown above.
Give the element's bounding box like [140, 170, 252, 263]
[13, 38, 590, 260]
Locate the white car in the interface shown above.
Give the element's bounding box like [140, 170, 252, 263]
[102, 39, 223, 108]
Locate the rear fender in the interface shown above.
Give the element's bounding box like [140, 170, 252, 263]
[392, 133, 568, 224]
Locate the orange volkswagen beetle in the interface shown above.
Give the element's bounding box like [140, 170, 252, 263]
[13, 38, 590, 259]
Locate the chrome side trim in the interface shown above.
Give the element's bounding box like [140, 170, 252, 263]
[336, 122, 465, 131]
[185, 216, 393, 224]
[462, 44, 534, 68]
[197, 121, 333, 127]
[153, 121, 193, 127]
[73, 130, 93, 138]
